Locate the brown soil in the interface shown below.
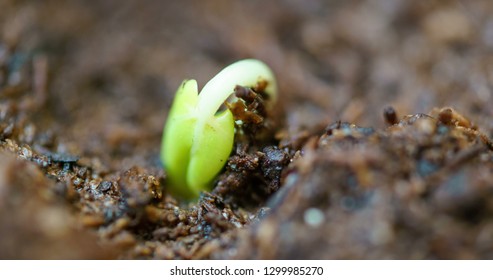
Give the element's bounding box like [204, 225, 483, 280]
[1, 0, 493, 259]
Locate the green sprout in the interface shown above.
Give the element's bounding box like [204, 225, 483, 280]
[161, 59, 277, 199]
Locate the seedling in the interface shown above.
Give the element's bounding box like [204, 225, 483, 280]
[161, 59, 277, 199]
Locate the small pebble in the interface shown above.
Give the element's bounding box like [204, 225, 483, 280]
[303, 208, 325, 228]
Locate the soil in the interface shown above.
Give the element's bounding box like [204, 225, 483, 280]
[1, 0, 493, 259]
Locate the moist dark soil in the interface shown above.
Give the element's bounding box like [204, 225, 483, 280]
[1, 0, 493, 259]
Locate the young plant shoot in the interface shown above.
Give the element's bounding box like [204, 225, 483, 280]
[161, 59, 277, 199]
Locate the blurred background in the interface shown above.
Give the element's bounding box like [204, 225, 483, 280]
[2, 0, 493, 171]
